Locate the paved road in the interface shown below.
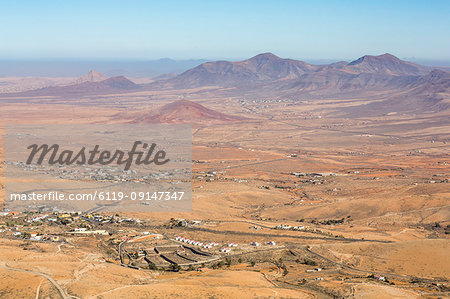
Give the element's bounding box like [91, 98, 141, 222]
[118, 240, 127, 265]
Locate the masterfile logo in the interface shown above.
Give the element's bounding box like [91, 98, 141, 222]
[26, 141, 170, 170]
[5, 124, 192, 213]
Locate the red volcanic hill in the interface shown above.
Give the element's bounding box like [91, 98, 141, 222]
[131, 100, 247, 124]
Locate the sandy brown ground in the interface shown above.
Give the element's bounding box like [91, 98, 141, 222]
[0, 86, 449, 298]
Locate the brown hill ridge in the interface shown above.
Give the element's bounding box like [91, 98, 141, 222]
[3, 76, 139, 97]
[341, 69, 450, 116]
[131, 100, 247, 124]
[344, 53, 429, 75]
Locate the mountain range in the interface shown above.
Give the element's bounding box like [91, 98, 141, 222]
[155, 53, 433, 89]
[150, 53, 449, 114]
[1, 53, 449, 115]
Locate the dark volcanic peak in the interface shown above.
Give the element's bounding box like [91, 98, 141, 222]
[348, 53, 398, 65]
[346, 53, 429, 76]
[247, 52, 282, 62]
[241, 53, 317, 76]
[162, 52, 319, 88]
[168, 61, 258, 88]
[102, 76, 138, 89]
[131, 99, 247, 124]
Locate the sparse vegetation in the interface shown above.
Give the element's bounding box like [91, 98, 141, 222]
[168, 264, 181, 272]
[301, 258, 317, 266]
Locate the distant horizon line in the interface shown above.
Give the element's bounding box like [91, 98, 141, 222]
[1, 54, 450, 67]
[2, 53, 450, 79]
[0, 52, 450, 63]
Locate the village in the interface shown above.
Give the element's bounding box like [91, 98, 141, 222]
[0, 210, 352, 270]
[7, 160, 189, 183]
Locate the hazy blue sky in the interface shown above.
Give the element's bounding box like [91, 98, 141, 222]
[1, 0, 449, 61]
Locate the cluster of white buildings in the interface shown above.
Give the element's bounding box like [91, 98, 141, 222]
[202, 243, 217, 249]
[29, 232, 43, 241]
[27, 214, 50, 222]
[374, 274, 386, 281]
[292, 226, 305, 231]
[250, 241, 276, 246]
[219, 242, 238, 253]
[175, 236, 219, 249]
[68, 229, 109, 236]
[275, 224, 305, 231]
[276, 224, 292, 230]
[306, 268, 322, 273]
[175, 237, 276, 252]
[11, 231, 60, 242]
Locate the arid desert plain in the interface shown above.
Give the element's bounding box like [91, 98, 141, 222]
[0, 53, 449, 298]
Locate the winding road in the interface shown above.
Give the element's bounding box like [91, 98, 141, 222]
[0, 262, 69, 299]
